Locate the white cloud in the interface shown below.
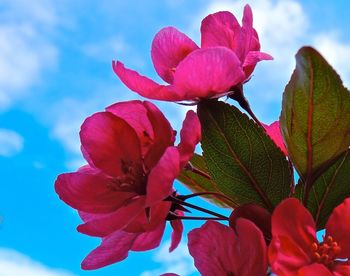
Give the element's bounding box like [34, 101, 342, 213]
[141, 240, 196, 276]
[0, 129, 24, 157]
[194, 0, 308, 83]
[0, 0, 59, 110]
[189, 0, 350, 122]
[82, 36, 129, 62]
[312, 33, 350, 87]
[0, 248, 74, 276]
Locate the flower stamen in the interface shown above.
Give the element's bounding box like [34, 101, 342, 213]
[310, 235, 342, 268]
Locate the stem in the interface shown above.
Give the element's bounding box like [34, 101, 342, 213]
[169, 215, 228, 221]
[178, 191, 237, 205]
[228, 84, 264, 128]
[184, 163, 212, 180]
[169, 196, 228, 220]
[287, 158, 295, 197]
[303, 176, 313, 206]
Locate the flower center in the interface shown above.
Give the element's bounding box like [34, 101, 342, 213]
[108, 160, 147, 195]
[310, 235, 342, 268]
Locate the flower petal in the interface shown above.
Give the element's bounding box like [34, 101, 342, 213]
[125, 200, 171, 233]
[269, 199, 316, 275]
[77, 197, 145, 237]
[143, 101, 175, 169]
[173, 47, 245, 99]
[269, 235, 312, 276]
[243, 50, 273, 77]
[241, 4, 260, 55]
[263, 121, 288, 155]
[131, 221, 166, 251]
[243, 51, 273, 67]
[177, 110, 201, 168]
[297, 263, 332, 276]
[326, 198, 350, 257]
[201, 11, 241, 50]
[146, 146, 180, 206]
[81, 231, 138, 270]
[234, 218, 268, 276]
[113, 61, 186, 101]
[188, 221, 237, 276]
[333, 264, 350, 276]
[272, 198, 316, 254]
[55, 171, 135, 213]
[169, 217, 183, 252]
[80, 112, 142, 177]
[106, 100, 154, 156]
[151, 27, 199, 83]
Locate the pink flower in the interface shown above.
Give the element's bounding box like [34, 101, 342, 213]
[269, 198, 350, 275]
[113, 5, 272, 102]
[263, 121, 288, 155]
[188, 220, 268, 276]
[55, 100, 201, 269]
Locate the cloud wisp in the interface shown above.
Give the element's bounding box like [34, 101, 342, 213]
[0, 129, 24, 157]
[141, 240, 196, 276]
[0, 248, 74, 276]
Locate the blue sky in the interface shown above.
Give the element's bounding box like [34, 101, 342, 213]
[1, 0, 350, 275]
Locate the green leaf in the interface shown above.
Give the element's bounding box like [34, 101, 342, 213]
[177, 154, 236, 208]
[301, 150, 350, 229]
[198, 100, 292, 211]
[280, 47, 350, 181]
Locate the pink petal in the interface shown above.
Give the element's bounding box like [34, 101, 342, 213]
[143, 101, 175, 169]
[326, 198, 350, 257]
[80, 112, 142, 178]
[243, 50, 273, 77]
[334, 264, 350, 276]
[169, 217, 183, 252]
[81, 231, 138, 270]
[55, 171, 135, 213]
[77, 197, 145, 237]
[241, 5, 260, 53]
[128, 201, 171, 233]
[113, 61, 186, 101]
[269, 235, 312, 275]
[234, 218, 268, 276]
[297, 263, 332, 276]
[173, 47, 245, 99]
[146, 147, 180, 206]
[271, 199, 316, 256]
[151, 27, 199, 83]
[201, 11, 241, 50]
[243, 51, 273, 67]
[235, 5, 261, 64]
[177, 110, 201, 168]
[242, 4, 253, 28]
[188, 221, 238, 275]
[106, 100, 154, 156]
[131, 221, 166, 251]
[263, 121, 288, 156]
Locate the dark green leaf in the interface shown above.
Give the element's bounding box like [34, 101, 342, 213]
[303, 150, 350, 229]
[198, 100, 292, 211]
[280, 47, 350, 181]
[177, 154, 236, 208]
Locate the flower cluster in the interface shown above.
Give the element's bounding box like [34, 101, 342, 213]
[55, 4, 350, 276]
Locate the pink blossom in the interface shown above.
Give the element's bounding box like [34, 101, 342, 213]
[55, 100, 201, 269]
[263, 120, 288, 155]
[269, 198, 350, 275]
[114, 5, 272, 102]
[188, 220, 268, 276]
